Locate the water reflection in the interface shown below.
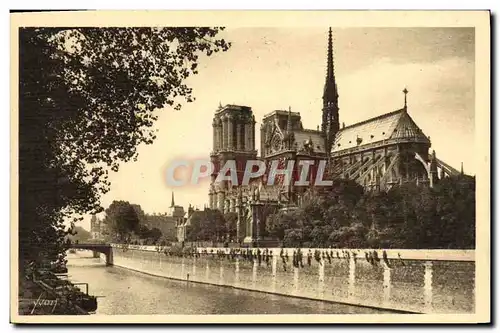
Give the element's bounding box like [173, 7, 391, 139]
[66, 252, 391, 315]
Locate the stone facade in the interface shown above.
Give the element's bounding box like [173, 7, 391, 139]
[110, 245, 475, 314]
[176, 205, 196, 242]
[90, 215, 102, 240]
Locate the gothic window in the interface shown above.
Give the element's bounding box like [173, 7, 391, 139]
[271, 134, 282, 152]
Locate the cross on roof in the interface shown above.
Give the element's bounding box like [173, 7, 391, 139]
[403, 87, 409, 109]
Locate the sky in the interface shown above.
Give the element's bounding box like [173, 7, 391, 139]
[82, 27, 475, 230]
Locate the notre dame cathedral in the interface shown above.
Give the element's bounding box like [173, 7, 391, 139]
[207, 28, 462, 244]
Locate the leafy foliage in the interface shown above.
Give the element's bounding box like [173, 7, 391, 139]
[66, 226, 92, 243]
[19, 27, 230, 266]
[185, 209, 227, 242]
[267, 176, 475, 249]
[135, 224, 163, 245]
[102, 200, 140, 242]
[223, 212, 238, 240]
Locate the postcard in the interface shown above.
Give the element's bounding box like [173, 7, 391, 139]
[10, 10, 490, 324]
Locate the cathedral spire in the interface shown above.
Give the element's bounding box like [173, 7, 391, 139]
[322, 28, 337, 101]
[326, 27, 334, 84]
[287, 106, 292, 134]
[403, 87, 409, 110]
[285, 106, 294, 149]
[322, 27, 340, 156]
[170, 191, 175, 207]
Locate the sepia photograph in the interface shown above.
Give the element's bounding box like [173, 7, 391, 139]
[10, 10, 490, 324]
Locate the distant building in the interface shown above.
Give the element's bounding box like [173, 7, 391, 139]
[149, 192, 184, 241]
[144, 214, 176, 241]
[176, 205, 201, 243]
[90, 215, 102, 240]
[142, 193, 184, 241]
[167, 192, 186, 226]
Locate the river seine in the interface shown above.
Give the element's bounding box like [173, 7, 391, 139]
[66, 252, 391, 315]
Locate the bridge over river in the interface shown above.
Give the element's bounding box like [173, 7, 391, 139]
[68, 243, 112, 265]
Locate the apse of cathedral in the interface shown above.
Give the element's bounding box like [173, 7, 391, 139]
[207, 28, 461, 230]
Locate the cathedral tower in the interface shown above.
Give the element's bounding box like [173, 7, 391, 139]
[209, 104, 257, 212]
[321, 27, 340, 156]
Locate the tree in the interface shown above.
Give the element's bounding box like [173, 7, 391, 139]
[148, 228, 163, 244]
[321, 179, 364, 228]
[67, 226, 92, 243]
[283, 228, 303, 247]
[223, 212, 238, 240]
[186, 209, 226, 241]
[433, 175, 475, 248]
[134, 224, 164, 245]
[131, 204, 147, 225]
[145, 213, 177, 241]
[19, 27, 230, 267]
[265, 175, 476, 250]
[102, 200, 140, 242]
[266, 208, 304, 241]
[266, 180, 363, 246]
[136, 224, 151, 239]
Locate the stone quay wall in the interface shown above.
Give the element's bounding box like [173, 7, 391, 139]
[106, 245, 475, 314]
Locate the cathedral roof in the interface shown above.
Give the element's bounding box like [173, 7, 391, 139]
[332, 109, 430, 153]
[294, 130, 326, 153]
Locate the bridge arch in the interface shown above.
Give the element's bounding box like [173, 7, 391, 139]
[68, 243, 113, 266]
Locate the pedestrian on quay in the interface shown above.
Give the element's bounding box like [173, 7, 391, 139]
[367, 251, 375, 266]
[382, 250, 391, 268]
[297, 248, 304, 268]
[292, 249, 298, 268]
[280, 248, 287, 271]
[314, 249, 322, 265]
